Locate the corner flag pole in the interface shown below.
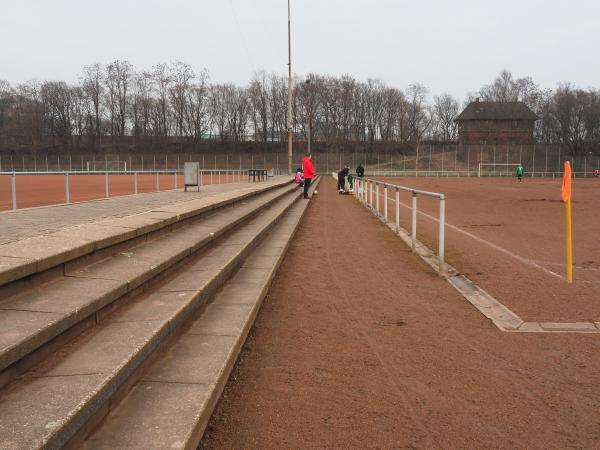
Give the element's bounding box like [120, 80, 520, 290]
[561, 161, 573, 283]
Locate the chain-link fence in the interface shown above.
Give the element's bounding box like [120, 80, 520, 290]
[1, 143, 598, 177]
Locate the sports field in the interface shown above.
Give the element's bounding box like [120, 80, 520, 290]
[0, 173, 240, 211]
[373, 177, 600, 321]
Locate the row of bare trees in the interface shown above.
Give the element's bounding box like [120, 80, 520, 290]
[1, 64, 599, 155]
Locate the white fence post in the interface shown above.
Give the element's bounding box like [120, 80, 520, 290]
[395, 187, 400, 233]
[65, 173, 70, 205]
[11, 172, 17, 210]
[384, 184, 388, 222]
[411, 191, 417, 252]
[438, 195, 446, 276]
[134, 172, 138, 194]
[375, 182, 380, 215]
[105, 172, 109, 198]
[156, 172, 160, 192]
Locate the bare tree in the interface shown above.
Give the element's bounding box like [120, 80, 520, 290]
[153, 63, 172, 136]
[432, 93, 459, 140]
[81, 63, 103, 145]
[169, 62, 195, 137]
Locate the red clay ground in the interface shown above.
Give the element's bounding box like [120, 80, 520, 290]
[372, 177, 600, 322]
[0, 174, 240, 211]
[200, 177, 600, 449]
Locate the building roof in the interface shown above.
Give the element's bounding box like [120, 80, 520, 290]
[455, 101, 538, 122]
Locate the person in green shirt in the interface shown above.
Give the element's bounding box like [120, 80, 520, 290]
[516, 164, 524, 182]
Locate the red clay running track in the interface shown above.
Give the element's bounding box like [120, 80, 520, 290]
[200, 177, 600, 449]
[0, 174, 240, 211]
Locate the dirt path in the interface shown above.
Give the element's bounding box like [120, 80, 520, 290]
[200, 177, 600, 449]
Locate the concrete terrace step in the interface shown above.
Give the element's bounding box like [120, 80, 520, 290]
[81, 178, 320, 450]
[0, 184, 305, 450]
[0, 178, 290, 292]
[0, 183, 296, 388]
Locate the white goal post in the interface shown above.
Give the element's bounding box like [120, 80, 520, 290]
[478, 162, 522, 177]
[86, 160, 127, 172]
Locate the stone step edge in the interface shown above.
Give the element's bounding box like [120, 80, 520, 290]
[81, 177, 320, 450]
[0, 178, 291, 291]
[22, 188, 304, 450]
[0, 184, 298, 388]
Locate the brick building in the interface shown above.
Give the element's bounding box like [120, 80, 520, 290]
[455, 100, 538, 146]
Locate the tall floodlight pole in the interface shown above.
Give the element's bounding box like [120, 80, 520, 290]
[306, 79, 311, 154]
[287, 0, 293, 175]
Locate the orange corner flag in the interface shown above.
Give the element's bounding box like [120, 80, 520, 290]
[561, 161, 572, 202]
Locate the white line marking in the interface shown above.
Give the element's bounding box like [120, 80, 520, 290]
[383, 192, 566, 280]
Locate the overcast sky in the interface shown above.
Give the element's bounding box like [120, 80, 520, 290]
[1, 0, 599, 99]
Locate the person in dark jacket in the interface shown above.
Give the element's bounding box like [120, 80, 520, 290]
[356, 163, 365, 178]
[338, 166, 350, 192]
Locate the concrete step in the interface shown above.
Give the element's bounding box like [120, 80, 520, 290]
[81, 178, 320, 450]
[0, 183, 305, 450]
[0, 183, 296, 388]
[0, 178, 290, 294]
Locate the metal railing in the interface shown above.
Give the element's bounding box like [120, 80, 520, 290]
[1, 169, 254, 211]
[354, 177, 446, 276]
[364, 169, 597, 178]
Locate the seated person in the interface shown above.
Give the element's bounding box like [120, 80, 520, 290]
[294, 168, 304, 186]
[338, 166, 350, 192]
[356, 164, 365, 178]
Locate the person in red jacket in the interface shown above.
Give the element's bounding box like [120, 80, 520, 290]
[302, 153, 315, 198]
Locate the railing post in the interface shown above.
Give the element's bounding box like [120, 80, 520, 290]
[134, 172, 138, 194]
[369, 181, 373, 208]
[375, 182, 379, 215]
[210, 170, 213, 185]
[11, 172, 17, 210]
[411, 191, 417, 252]
[174, 171, 177, 189]
[438, 195, 446, 276]
[105, 172, 109, 198]
[395, 187, 400, 233]
[65, 173, 70, 205]
[156, 172, 160, 192]
[219, 171, 221, 184]
[384, 184, 388, 221]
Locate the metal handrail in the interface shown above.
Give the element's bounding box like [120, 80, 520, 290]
[355, 177, 446, 276]
[2, 169, 255, 212]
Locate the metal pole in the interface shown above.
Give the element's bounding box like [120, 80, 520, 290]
[383, 184, 388, 222]
[134, 172, 138, 194]
[11, 172, 17, 210]
[411, 192, 417, 252]
[105, 172, 109, 198]
[438, 196, 445, 276]
[65, 173, 70, 204]
[286, 0, 293, 175]
[395, 187, 400, 233]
